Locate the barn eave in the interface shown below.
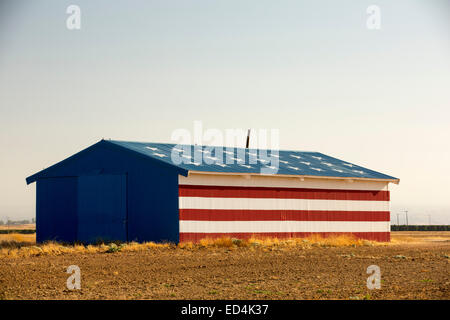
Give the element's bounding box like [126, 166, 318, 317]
[186, 170, 400, 185]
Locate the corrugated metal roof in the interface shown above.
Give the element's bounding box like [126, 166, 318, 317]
[108, 140, 399, 182]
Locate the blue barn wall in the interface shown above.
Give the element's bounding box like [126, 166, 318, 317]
[77, 174, 127, 243]
[30, 141, 182, 243]
[36, 177, 78, 243]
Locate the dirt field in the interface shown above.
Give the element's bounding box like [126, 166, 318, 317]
[0, 232, 449, 300]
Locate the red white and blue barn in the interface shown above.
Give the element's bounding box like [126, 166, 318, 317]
[26, 140, 399, 243]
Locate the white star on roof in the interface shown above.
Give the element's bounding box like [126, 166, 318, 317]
[311, 168, 323, 171]
[215, 163, 227, 167]
[300, 161, 311, 166]
[146, 146, 158, 151]
[152, 153, 166, 158]
[311, 156, 322, 160]
[333, 169, 344, 173]
[279, 160, 289, 164]
[288, 166, 300, 171]
[290, 155, 302, 159]
[321, 162, 333, 167]
[240, 164, 252, 169]
[342, 163, 353, 167]
[353, 170, 364, 174]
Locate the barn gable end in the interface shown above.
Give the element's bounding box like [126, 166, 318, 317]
[28, 140, 182, 243]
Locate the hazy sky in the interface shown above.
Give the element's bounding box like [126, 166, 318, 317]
[0, 0, 449, 224]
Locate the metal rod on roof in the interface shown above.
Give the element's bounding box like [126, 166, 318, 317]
[246, 129, 251, 149]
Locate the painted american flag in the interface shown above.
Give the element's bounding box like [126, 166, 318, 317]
[178, 174, 391, 242]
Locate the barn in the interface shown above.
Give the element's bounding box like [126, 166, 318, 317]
[26, 140, 399, 243]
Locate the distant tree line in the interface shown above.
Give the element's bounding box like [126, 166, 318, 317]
[0, 218, 35, 225]
[391, 225, 450, 231]
[0, 229, 35, 234]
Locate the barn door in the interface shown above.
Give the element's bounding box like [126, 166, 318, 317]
[77, 174, 127, 243]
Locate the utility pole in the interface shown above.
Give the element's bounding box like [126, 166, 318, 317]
[396, 213, 400, 226]
[405, 210, 409, 227]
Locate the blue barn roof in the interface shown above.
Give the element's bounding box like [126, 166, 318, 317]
[108, 140, 399, 182]
[26, 139, 399, 184]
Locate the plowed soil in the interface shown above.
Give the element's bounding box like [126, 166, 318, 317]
[0, 232, 449, 300]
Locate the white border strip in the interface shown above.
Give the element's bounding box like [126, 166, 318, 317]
[179, 221, 390, 233]
[179, 197, 390, 211]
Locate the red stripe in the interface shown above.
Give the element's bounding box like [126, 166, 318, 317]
[179, 232, 390, 242]
[179, 209, 390, 221]
[179, 185, 389, 201]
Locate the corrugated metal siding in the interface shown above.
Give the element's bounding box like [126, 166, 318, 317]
[178, 173, 390, 242]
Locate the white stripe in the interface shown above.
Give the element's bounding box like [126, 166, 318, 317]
[179, 220, 390, 233]
[179, 197, 389, 212]
[180, 173, 389, 191]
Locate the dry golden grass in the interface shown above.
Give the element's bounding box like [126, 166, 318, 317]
[390, 231, 450, 244]
[0, 224, 35, 230]
[0, 233, 36, 243]
[182, 234, 379, 250]
[0, 239, 175, 259]
[199, 237, 235, 248]
[0, 234, 376, 259]
[249, 234, 380, 248]
[2, 232, 447, 259]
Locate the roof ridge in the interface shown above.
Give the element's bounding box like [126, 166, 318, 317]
[108, 140, 319, 153]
